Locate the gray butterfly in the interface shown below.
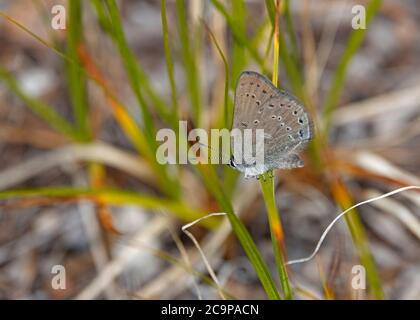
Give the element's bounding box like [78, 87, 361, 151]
[229, 71, 313, 178]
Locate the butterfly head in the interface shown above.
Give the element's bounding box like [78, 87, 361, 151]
[228, 156, 237, 169]
[228, 155, 268, 178]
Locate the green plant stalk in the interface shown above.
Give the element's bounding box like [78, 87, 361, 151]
[195, 165, 281, 299]
[225, 207, 281, 300]
[0, 11, 69, 63]
[231, 0, 246, 87]
[254, 20, 274, 75]
[203, 0, 289, 298]
[175, 0, 202, 127]
[67, 2, 113, 252]
[264, 0, 304, 99]
[93, 0, 175, 128]
[159, 0, 182, 181]
[344, 209, 384, 299]
[160, 0, 179, 120]
[0, 66, 80, 141]
[0, 187, 215, 228]
[67, 0, 90, 141]
[211, 0, 268, 74]
[258, 0, 292, 299]
[260, 172, 292, 299]
[105, 0, 156, 141]
[323, 0, 383, 131]
[266, 0, 324, 175]
[264, 0, 275, 24]
[204, 23, 230, 131]
[203, 22, 240, 198]
[89, 0, 112, 33]
[272, 6, 280, 86]
[277, 30, 305, 99]
[90, 0, 181, 198]
[283, 0, 300, 68]
[332, 179, 384, 299]
[104, 0, 180, 199]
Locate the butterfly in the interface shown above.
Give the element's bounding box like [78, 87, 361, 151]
[229, 71, 313, 178]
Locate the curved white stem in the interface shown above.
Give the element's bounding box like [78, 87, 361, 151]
[286, 186, 420, 266]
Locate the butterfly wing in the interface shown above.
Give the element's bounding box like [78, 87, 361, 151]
[232, 71, 312, 170]
[232, 71, 280, 164]
[260, 95, 312, 169]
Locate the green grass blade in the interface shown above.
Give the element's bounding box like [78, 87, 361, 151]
[260, 173, 292, 299]
[175, 0, 202, 127]
[227, 207, 282, 300]
[211, 0, 267, 74]
[331, 179, 385, 299]
[0, 66, 79, 140]
[102, 0, 179, 131]
[0, 187, 214, 228]
[204, 23, 230, 130]
[103, 0, 180, 198]
[264, 1, 304, 98]
[231, 0, 246, 87]
[160, 0, 179, 120]
[195, 165, 281, 299]
[323, 0, 383, 132]
[67, 0, 90, 141]
[277, 28, 305, 99]
[344, 207, 385, 299]
[104, 0, 156, 141]
[92, 0, 176, 129]
[265, 0, 275, 25]
[89, 0, 112, 34]
[257, 1, 293, 299]
[283, 0, 300, 67]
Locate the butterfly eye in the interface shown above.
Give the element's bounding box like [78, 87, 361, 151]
[229, 157, 236, 168]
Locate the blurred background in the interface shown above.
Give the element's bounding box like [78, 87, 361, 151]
[0, 0, 419, 299]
